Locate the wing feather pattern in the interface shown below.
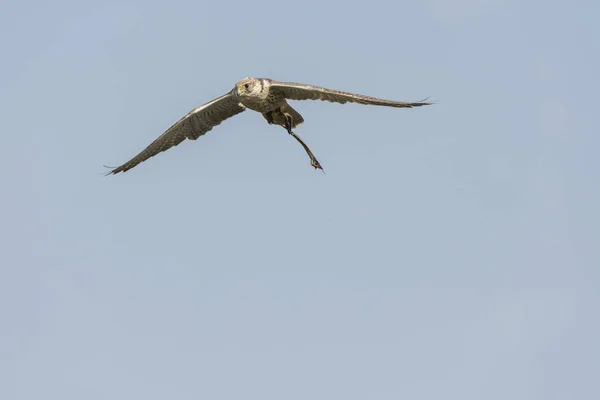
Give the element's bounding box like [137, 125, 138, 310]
[269, 80, 432, 108]
[106, 92, 245, 174]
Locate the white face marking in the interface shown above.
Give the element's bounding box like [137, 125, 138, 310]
[236, 78, 263, 98]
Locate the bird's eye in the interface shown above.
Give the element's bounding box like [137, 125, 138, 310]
[244, 83, 249, 89]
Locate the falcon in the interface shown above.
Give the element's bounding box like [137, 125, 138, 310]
[105, 77, 432, 174]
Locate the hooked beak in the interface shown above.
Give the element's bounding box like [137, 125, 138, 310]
[232, 86, 240, 98]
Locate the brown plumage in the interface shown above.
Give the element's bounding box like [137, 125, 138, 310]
[105, 77, 432, 175]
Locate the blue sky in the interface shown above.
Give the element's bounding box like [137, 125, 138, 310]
[2, 0, 599, 399]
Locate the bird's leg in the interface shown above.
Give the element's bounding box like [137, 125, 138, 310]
[282, 112, 293, 134]
[282, 112, 324, 172]
[264, 111, 275, 125]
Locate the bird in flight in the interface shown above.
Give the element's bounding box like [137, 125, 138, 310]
[105, 77, 432, 174]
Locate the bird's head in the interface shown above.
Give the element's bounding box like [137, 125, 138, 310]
[234, 77, 261, 97]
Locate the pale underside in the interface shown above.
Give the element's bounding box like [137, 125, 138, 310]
[105, 78, 432, 174]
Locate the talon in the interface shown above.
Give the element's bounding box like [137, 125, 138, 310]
[311, 158, 324, 171]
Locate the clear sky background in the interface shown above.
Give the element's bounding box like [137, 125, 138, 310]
[2, 0, 599, 399]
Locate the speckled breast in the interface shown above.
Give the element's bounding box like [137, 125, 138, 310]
[240, 91, 285, 113]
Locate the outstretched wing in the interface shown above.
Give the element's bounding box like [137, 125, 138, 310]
[106, 92, 245, 175]
[269, 80, 432, 108]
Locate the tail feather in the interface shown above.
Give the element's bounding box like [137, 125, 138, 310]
[262, 103, 304, 128]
